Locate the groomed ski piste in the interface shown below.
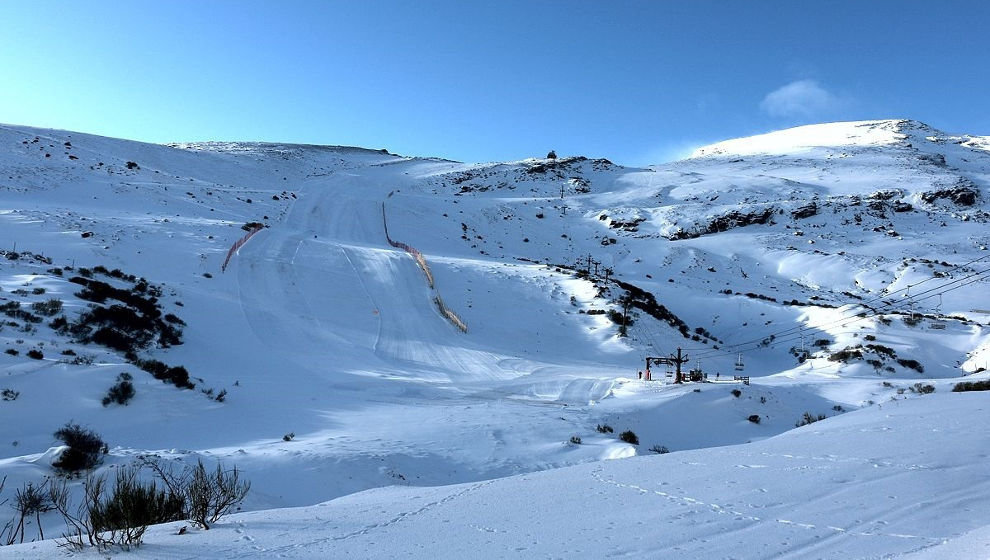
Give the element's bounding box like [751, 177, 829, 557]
[0, 119, 988, 558]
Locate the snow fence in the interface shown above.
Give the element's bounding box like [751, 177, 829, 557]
[221, 224, 264, 273]
[382, 202, 467, 333]
[382, 206, 434, 288]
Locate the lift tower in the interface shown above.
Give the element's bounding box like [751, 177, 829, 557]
[644, 348, 690, 383]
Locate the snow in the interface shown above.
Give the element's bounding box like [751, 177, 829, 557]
[1, 118, 989, 557]
[6, 393, 988, 559]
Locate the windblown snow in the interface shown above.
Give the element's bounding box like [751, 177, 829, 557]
[0, 119, 988, 558]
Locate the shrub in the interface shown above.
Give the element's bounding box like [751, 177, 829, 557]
[795, 412, 827, 427]
[731, 389, 742, 398]
[31, 287, 46, 295]
[4, 348, 18, 356]
[52, 423, 108, 474]
[2, 388, 18, 401]
[649, 444, 669, 454]
[185, 460, 251, 529]
[26, 349, 43, 360]
[569, 436, 582, 445]
[283, 432, 295, 442]
[50, 467, 184, 551]
[619, 430, 639, 445]
[595, 423, 613, 434]
[910, 383, 935, 394]
[102, 373, 136, 406]
[897, 359, 924, 373]
[133, 359, 194, 390]
[952, 379, 990, 392]
[50, 315, 69, 332]
[6, 479, 56, 543]
[747, 414, 761, 424]
[86, 467, 184, 547]
[31, 298, 63, 316]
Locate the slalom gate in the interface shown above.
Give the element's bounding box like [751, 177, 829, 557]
[221, 225, 264, 273]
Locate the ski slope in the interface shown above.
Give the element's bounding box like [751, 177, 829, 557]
[1, 119, 989, 557]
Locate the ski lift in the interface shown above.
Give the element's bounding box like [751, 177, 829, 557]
[930, 294, 947, 330]
[734, 353, 745, 371]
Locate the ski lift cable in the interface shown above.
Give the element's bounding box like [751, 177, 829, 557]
[701, 264, 990, 357]
[690, 265, 990, 361]
[693, 270, 990, 361]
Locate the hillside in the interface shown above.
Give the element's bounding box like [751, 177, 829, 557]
[0, 119, 988, 557]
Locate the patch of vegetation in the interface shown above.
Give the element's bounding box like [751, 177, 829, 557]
[569, 436, 582, 445]
[649, 444, 669, 454]
[896, 358, 924, 373]
[731, 389, 742, 398]
[31, 298, 63, 316]
[102, 373, 136, 406]
[828, 347, 863, 363]
[909, 383, 935, 394]
[68, 275, 183, 353]
[952, 379, 990, 392]
[595, 423, 614, 434]
[2, 388, 18, 401]
[133, 359, 194, 390]
[865, 344, 897, 359]
[84, 467, 185, 548]
[26, 349, 43, 360]
[619, 430, 639, 445]
[52, 423, 108, 474]
[747, 414, 761, 424]
[795, 412, 827, 427]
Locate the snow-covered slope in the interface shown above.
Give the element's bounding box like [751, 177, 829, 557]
[1, 119, 988, 558]
[7, 393, 988, 559]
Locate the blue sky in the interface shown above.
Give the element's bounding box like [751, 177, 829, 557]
[1, 1, 987, 165]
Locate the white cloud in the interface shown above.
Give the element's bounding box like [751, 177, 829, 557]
[760, 80, 840, 118]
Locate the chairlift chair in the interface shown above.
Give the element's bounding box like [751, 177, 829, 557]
[734, 353, 745, 371]
[930, 295, 947, 330]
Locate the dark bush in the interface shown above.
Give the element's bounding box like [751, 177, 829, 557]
[595, 423, 613, 434]
[50, 315, 69, 332]
[569, 436, 582, 445]
[88, 468, 185, 539]
[619, 430, 639, 445]
[103, 373, 136, 406]
[747, 414, 761, 424]
[731, 389, 742, 398]
[952, 379, 990, 392]
[4, 348, 18, 356]
[649, 444, 669, 454]
[185, 459, 251, 529]
[897, 359, 924, 373]
[829, 347, 863, 362]
[134, 359, 194, 389]
[26, 349, 44, 360]
[796, 412, 827, 427]
[52, 423, 108, 473]
[31, 298, 63, 316]
[163, 313, 186, 326]
[910, 383, 935, 394]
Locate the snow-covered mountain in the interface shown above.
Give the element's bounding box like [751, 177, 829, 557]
[1, 119, 988, 558]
